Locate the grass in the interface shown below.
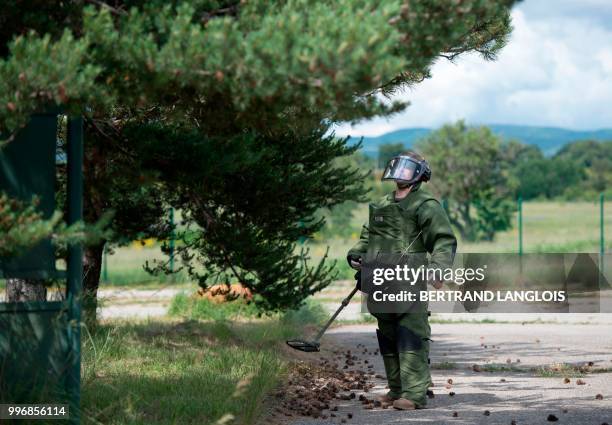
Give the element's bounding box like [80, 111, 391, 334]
[535, 364, 587, 378]
[431, 361, 458, 370]
[80, 302, 325, 425]
[534, 363, 612, 378]
[307, 200, 612, 267]
[100, 245, 192, 286]
[168, 293, 261, 321]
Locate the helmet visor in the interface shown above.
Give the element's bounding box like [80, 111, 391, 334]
[382, 156, 419, 183]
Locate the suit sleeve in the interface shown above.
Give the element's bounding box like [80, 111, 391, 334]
[417, 200, 457, 270]
[347, 223, 369, 258]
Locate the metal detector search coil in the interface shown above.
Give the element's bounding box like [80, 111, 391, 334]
[286, 286, 359, 353]
[286, 339, 320, 352]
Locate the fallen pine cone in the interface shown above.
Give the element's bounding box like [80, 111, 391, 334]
[452, 411, 458, 417]
[563, 378, 570, 384]
[595, 394, 603, 400]
[500, 378, 506, 382]
[547, 414, 559, 422]
[576, 379, 586, 385]
[484, 410, 491, 416]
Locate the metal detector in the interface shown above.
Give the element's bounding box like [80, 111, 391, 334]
[286, 285, 359, 352]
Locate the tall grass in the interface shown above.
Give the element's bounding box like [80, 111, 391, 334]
[81, 301, 326, 425]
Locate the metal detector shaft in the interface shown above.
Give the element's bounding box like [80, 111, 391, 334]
[313, 285, 359, 343]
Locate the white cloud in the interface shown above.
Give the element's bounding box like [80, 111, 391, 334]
[334, 1, 612, 137]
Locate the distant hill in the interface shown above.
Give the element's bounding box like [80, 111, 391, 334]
[354, 124, 612, 156]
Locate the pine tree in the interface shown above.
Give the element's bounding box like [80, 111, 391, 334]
[0, 1, 516, 313]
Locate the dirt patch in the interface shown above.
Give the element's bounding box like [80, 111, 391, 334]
[266, 346, 378, 423]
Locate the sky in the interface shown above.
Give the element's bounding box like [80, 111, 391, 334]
[333, 0, 612, 137]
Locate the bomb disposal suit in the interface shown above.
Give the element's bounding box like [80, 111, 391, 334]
[347, 152, 457, 408]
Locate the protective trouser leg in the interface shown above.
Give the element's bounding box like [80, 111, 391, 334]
[376, 323, 401, 399]
[397, 345, 430, 407]
[396, 314, 431, 408]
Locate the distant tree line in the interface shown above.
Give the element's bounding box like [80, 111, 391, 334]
[324, 121, 611, 243]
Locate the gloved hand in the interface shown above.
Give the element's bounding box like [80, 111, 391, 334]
[354, 270, 362, 291]
[347, 254, 362, 270]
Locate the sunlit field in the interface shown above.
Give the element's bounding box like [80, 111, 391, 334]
[94, 201, 612, 287]
[309, 200, 612, 258]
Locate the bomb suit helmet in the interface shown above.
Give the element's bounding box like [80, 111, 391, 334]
[382, 150, 431, 186]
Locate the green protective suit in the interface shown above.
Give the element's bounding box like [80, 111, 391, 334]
[348, 187, 457, 407]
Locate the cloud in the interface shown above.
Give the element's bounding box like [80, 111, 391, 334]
[333, 1, 612, 137]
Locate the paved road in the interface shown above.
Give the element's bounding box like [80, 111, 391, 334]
[292, 323, 612, 425]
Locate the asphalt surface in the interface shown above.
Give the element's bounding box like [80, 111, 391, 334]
[291, 323, 612, 425]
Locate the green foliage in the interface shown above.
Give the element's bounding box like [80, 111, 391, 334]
[0, 194, 61, 257]
[0, 1, 516, 310]
[418, 120, 515, 241]
[169, 293, 260, 320]
[505, 139, 611, 200]
[0, 1, 516, 133]
[316, 150, 375, 240]
[136, 123, 367, 311]
[0, 193, 108, 257]
[554, 140, 612, 198]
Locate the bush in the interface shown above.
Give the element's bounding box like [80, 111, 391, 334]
[168, 293, 260, 321]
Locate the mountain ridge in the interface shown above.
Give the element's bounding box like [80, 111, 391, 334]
[350, 124, 612, 156]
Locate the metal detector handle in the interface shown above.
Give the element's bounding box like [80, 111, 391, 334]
[313, 285, 359, 343]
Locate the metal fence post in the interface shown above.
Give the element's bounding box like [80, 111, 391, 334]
[601, 193, 605, 287]
[102, 244, 108, 283]
[66, 116, 83, 424]
[518, 196, 523, 256]
[169, 208, 175, 282]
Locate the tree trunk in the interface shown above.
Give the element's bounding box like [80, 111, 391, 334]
[459, 202, 476, 241]
[6, 279, 47, 302]
[82, 241, 105, 329]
